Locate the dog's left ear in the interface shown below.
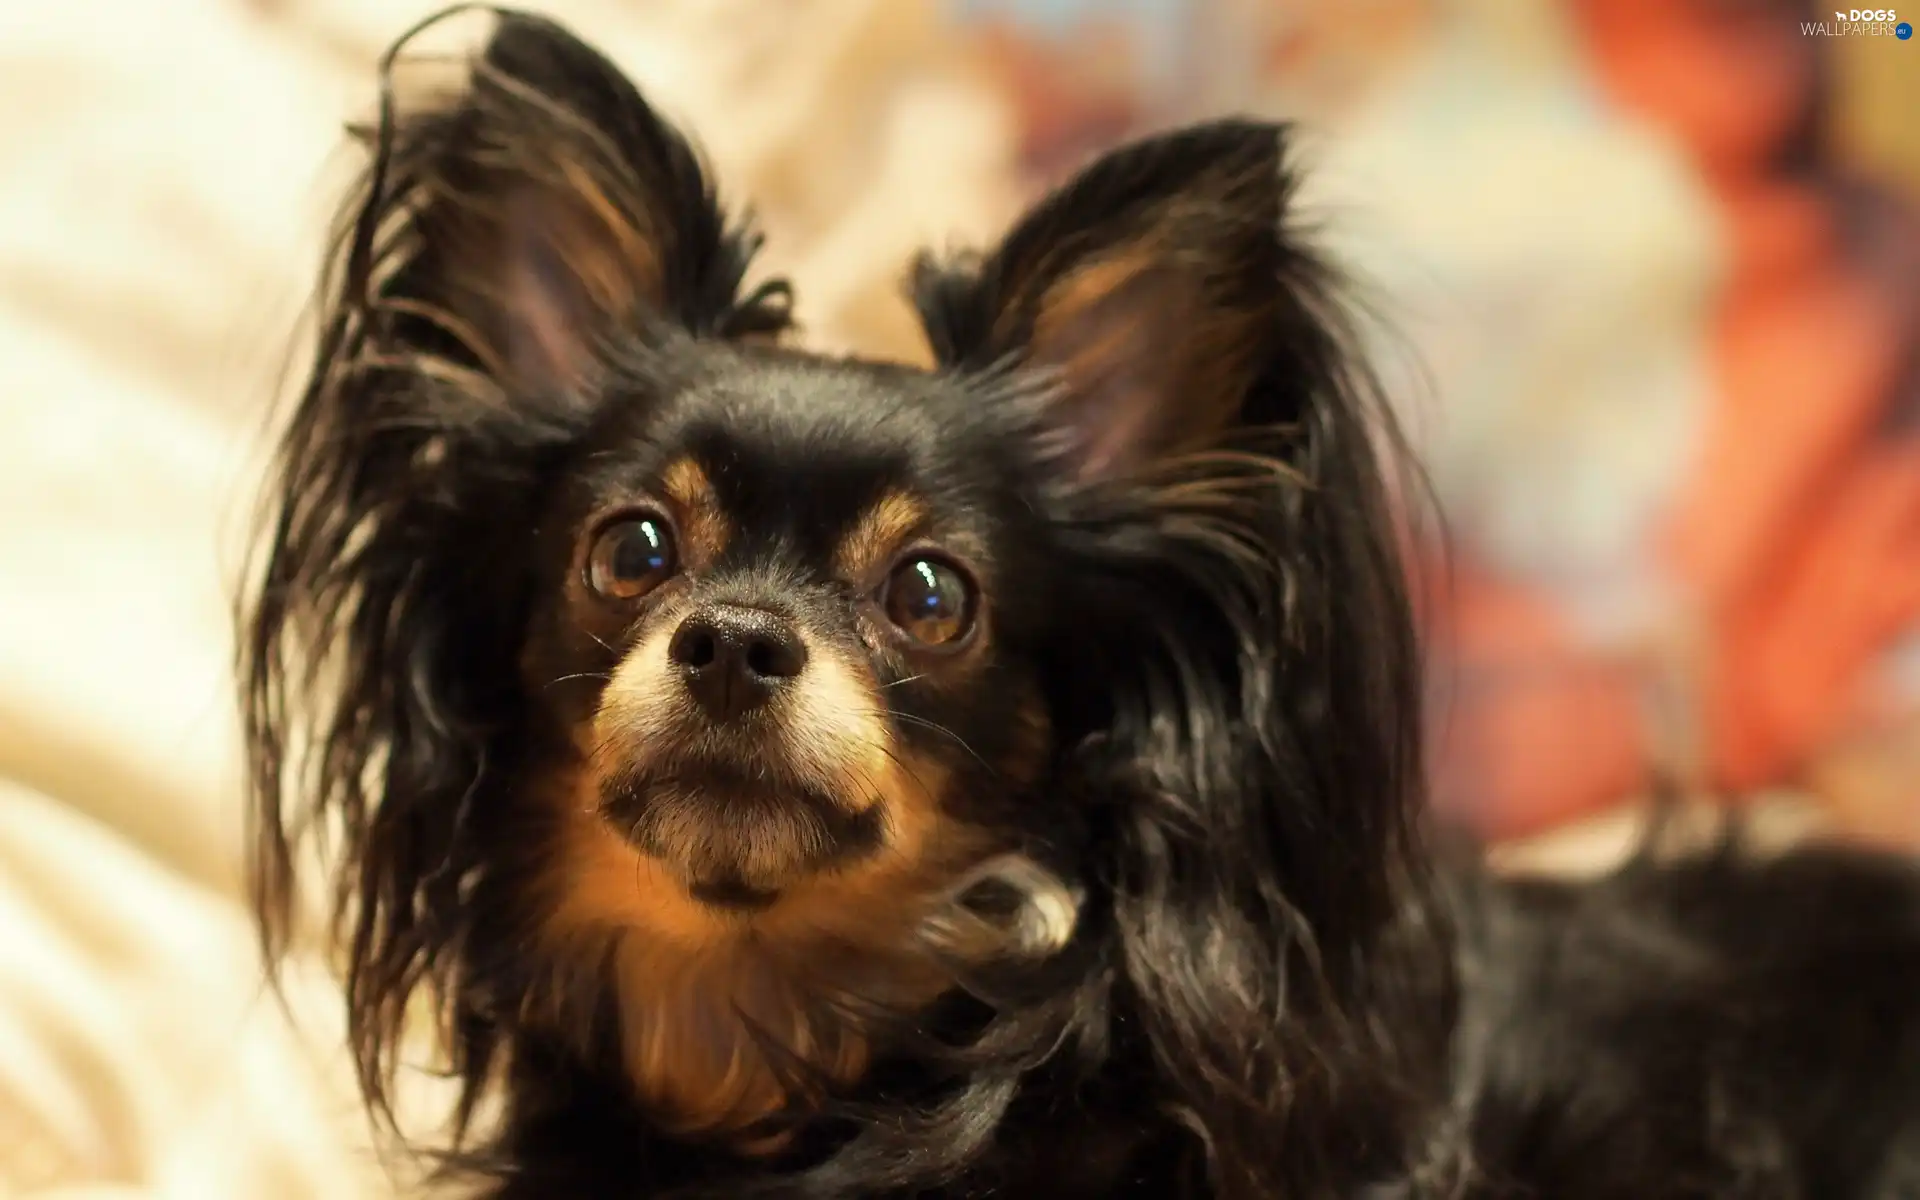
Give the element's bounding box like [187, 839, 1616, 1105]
[916, 121, 1289, 481]
[921, 125, 1438, 1199]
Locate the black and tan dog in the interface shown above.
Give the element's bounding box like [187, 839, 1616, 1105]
[240, 8, 1920, 1197]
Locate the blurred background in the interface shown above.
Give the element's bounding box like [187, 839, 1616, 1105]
[0, 0, 1914, 1194]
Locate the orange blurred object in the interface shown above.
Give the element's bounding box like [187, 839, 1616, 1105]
[1427, 0, 1920, 836]
[1572, 0, 1815, 181]
[1425, 559, 1651, 837]
[1559, 0, 1920, 823]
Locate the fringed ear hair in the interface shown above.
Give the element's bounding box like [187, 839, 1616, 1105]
[914, 121, 1290, 482]
[915, 124, 1438, 1200]
[347, 4, 787, 403]
[242, 6, 786, 1140]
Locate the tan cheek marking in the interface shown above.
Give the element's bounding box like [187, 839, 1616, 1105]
[736, 744, 972, 959]
[592, 615, 683, 753]
[779, 645, 893, 814]
[834, 490, 927, 583]
[659, 455, 730, 568]
[544, 780, 723, 950]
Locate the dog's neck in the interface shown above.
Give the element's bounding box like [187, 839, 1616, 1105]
[606, 922, 951, 1141]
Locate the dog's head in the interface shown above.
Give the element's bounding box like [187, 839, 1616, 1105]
[244, 8, 1433, 1194]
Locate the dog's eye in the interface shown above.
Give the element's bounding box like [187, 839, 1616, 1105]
[587, 516, 677, 600]
[882, 557, 975, 647]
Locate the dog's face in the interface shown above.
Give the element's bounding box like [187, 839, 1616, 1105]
[519, 347, 1056, 937]
[374, 15, 1297, 966]
[505, 346, 1082, 1132]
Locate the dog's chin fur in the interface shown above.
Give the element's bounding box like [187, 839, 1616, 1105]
[535, 771, 1074, 1140]
[240, 8, 1920, 1199]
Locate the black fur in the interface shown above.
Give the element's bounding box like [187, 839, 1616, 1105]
[241, 9, 1920, 1198]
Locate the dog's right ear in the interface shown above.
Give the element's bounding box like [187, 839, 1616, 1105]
[351, 8, 778, 401]
[241, 11, 788, 1130]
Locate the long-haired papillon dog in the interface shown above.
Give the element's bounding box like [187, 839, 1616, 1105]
[240, 8, 1920, 1198]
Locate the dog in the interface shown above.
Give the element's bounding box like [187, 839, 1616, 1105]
[239, 8, 1920, 1197]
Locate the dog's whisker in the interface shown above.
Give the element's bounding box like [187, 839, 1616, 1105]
[863, 709, 994, 774]
[582, 628, 619, 655]
[545, 670, 611, 690]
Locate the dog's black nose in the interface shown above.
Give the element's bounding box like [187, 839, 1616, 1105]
[668, 604, 808, 722]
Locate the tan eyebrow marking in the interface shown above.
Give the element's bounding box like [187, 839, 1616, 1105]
[659, 456, 729, 566]
[834, 490, 928, 582]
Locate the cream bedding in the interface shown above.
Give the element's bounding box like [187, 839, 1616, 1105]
[0, 2, 1018, 1193]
